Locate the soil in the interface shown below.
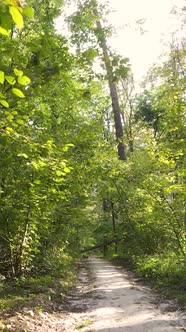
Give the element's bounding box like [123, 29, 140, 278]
[1, 257, 185, 332]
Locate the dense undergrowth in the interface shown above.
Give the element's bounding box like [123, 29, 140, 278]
[111, 253, 186, 309]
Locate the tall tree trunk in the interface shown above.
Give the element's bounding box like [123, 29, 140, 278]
[120, 78, 134, 153]
[95, 19, 126, 161]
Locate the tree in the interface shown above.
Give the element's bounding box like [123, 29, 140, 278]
[0, 0, 108, 277]
[69, 0, 131, 160]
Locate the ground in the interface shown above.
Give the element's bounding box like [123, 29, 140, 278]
[0, 257, 185, 331]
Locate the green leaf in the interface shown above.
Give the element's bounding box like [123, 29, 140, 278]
[0, 71, 5, 84]
[1, 12, 12, 31]
[7, 114, 14, 120]
[22, 115, 29, 120]
[34, 179, 41, 185]
[0, 92, 6, 98]
[56, 170, 62, 176]
[54, 177, 64, 183]
[0, 100, 9, 108]
[23, 6, 34, 19]
[18, 75, 31, 85]
[14, 68, 23, 77]
[12, 110, 18, 115]
[50, 188, 57, 193]
[5, 75, 16, 85]
[64, 167, 71, 173]
[12, 122, 18, 128]
[0, 26, 9, 36]
[12, 88, 25, 98]
[62, 146, 69, 152]
[9, 6, 24, 29]
[17, 153, 28, 158]
[16, 119, 24, 125]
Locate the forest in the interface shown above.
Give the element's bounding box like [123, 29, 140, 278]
[0, 0, 185, 317]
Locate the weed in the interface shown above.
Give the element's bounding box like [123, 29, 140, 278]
[76, 319, 91, 329]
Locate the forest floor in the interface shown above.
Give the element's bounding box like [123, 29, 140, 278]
[0, 257, 185, 331]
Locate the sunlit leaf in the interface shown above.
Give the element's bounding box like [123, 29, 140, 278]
[5, 75, 16, 85]
[12, 88, 25, 98]
[14, 68, 23, 77]
[12, 110, 18, 115]
[23, 6, 34, 18]
[17, 153, 29, 158]
[0, 26, 9, 36]
[56, 170, 62, 176]
[50, 188, 57, 193]
[0, 71, 5, 84]
[54, 177, 65, 183]
[62, 146, 69, 152]
[22, 115, 29, 120]
[64, 167, 71, 173]
[11, 122, 18, 127]
[7, 0, 23, 6]
[16, 119, 24, 124]
[9, 6, 24, 29]
[34, 179, 41, 185]
[7, 114, 14, 120]
[18, 75, 31, 85]
[0, 100, 9, 108]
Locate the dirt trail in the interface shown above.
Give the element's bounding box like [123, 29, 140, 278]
[2, 257, 185, 331]
[65, 257, 185, 332]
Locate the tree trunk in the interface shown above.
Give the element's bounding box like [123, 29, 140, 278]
[96, 19, 126, 161]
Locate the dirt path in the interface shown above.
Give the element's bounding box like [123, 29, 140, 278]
[2, 257, 185, 331]
[64, 257, 185, 332]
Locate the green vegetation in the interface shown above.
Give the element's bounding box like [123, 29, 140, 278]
[0, 0, 185, 315]
[76, 319, 92, 329]
[0, 272, 76, 315]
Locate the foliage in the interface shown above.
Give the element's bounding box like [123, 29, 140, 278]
[0, 0, 185, 313]
[0, 0, 106, 278]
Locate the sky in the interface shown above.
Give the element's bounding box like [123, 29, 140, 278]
[106, 0, 185, 81]
[56, 0, 185, 82]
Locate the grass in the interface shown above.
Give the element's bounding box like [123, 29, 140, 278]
[0, 280, 36, 314]
[0, 273, 77, 316]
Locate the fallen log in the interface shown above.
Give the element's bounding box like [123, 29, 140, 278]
[80, 237, 123, 253]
